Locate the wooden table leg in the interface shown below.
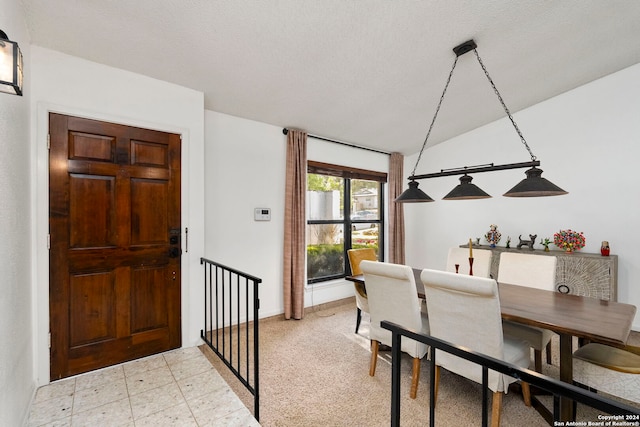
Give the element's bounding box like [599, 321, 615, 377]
[558, 334, 574, 421]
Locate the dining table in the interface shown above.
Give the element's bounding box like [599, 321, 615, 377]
[346, 268, 637, 423]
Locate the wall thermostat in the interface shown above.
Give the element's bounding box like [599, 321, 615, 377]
[254, 208, 271, 221]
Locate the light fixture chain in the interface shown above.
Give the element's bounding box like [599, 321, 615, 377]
[473, 49, 537, 161]
[410, 55, 460, 177]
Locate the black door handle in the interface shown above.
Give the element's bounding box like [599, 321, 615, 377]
[169, 247, 182, 258]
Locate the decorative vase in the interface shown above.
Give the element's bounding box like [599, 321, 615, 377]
[601, 240, 610, 256]
[544, 246, 550, 252]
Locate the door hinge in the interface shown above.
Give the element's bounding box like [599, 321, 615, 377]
[47, 234, 50, 250]
[47, 134, 50, 150]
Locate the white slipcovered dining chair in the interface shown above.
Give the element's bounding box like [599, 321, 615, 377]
[446, 247, 493, 278]
[360, 260, 429, 399]
[498, 252, 557, 372]
[347, 248, 377, 334]
[420, 269, 531, 427]
[573, 343, 640, 403]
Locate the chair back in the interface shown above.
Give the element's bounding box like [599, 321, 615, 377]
[497, 252, 557, 291]
[347, 248, 377, 276]
[446, 247, 493, 278]
[420, 268, 509, 391]
[360, 260, 427, 359]
[573, 343, 640, 403]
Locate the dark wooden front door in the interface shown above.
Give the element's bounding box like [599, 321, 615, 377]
[49, 113, 182, 380]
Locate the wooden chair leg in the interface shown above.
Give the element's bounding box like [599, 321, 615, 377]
[434, 365, 441, 405]
[410, 357, 421, 399]
[369, 340, 379, 376]
[546, 341, 552, 365]
[521, 381, 531, 407]
[355, 308, 362, 333]
[491, 391, 503, 427]
[534, 349, 542, 372]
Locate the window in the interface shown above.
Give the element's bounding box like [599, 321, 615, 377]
[306, 161, 387, 283]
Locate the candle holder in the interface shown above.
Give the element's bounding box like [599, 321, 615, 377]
[468, 257, 474, 276]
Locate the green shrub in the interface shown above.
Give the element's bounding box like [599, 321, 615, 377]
[307, 243, 378, 279]
[307, 244, 343, 279]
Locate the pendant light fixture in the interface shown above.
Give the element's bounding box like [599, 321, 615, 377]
[443, 173, 491, 200]
[0, 29, 23, 96]
[395, 40, 567, 203]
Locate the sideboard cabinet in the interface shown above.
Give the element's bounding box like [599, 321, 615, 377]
[459, 245, 617, 301]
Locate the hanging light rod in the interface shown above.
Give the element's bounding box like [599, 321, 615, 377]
[412, 160, 539, 180]
[395, 39, 567, 203]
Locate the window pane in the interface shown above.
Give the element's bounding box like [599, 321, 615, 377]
[307, 174, 343, 220]
[351, 227, 379, 258]
[307, 224, 344, 280]
[350, 179, 379, 220]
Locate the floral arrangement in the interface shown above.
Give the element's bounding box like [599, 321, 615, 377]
[553, 229, 586, 252]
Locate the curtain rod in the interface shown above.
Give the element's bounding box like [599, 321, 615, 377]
[282, 128, 390, 156]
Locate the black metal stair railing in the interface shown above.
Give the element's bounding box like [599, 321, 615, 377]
[200, 257, 261, 421]
[381, 320, 640, 427]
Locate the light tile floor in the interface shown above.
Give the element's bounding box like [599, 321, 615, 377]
[27, 347, 260, 427]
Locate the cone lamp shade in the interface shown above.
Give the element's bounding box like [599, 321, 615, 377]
[503, 167, 568, 197]
[443, 174, 491, 200]
[395, 180, 434, 203]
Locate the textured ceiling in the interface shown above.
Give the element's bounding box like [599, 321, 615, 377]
[21, 0, 640, 155]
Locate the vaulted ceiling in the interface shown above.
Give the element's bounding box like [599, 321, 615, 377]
[21, 0, 640, 154]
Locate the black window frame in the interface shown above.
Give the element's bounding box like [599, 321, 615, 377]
[307, 161, 387, 284]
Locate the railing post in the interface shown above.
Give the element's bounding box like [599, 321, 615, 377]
[253, 279, 260, 421]
[429, 346, 436, 427]
[482, 366, 488, 427]
[390, 330, 402, 427]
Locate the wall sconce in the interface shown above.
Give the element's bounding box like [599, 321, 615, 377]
[0, 30, 23, 96]
[395, 40, 567, 203]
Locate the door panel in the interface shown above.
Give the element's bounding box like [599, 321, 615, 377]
[69, 175, 116, 248]
[69, 271, 116, 346]
[49, 113, 181, 380]
[131, 179, 168, 244]
[130, 266, 169, 333]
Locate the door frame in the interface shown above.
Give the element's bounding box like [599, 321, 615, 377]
[34, 103, 200, 385]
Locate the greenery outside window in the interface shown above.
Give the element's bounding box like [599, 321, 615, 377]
[307, 161, 387, 283]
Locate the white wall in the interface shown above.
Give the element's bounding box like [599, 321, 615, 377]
[0, 0, 34, 424]
[404, 62, 640, 330]
[30, 46, 206, 386]
[204, 112, 389, 318]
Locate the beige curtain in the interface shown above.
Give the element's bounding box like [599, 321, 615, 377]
[388, 152, 405, 264]
[283, 130, 307, 320]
